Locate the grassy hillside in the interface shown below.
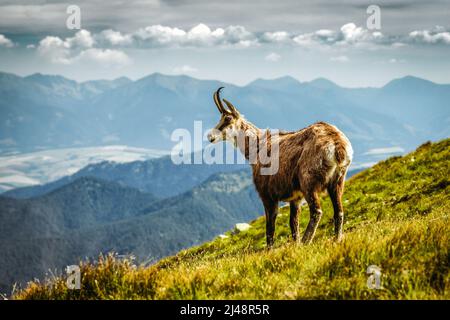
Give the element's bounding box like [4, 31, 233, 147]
[15, 139, 449, 300]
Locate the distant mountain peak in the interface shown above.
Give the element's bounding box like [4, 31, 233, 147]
[249, 75, 300, 86]
[307, 77, 340, 89]
[383, 75, 437, 89]
[399, 75, 434, 82]
[26, 72, 44, 78]
[247, 76, 302, 92]
[196, 169, 252, 194]
[137, 72, 182, 85]
[25, 72, 76, 84]
[25, 73, 133, 89]
[113, 76, 132, 83]
[45, 175, 139, 198]
[0, 71, 23, 81]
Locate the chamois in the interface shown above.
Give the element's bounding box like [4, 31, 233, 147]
[207, 87, 353, 247]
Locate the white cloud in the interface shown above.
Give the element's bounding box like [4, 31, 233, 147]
[68, 29, 95, 48]
[38, 36, 71, 64]
[90, 22, 393, 50]
[135, 25, 186, 45]
[37, 30, 95, 64]
[33, 22, 450, 65]
[26, 44, 35, 49]
[293, 28, 340, 46]
[34, 23, 397, 66]
[330, 55, 349, 62]
[408, 26, 450, 44]
[75, 48, 131, 66]
[265, 52, 281, 62]
[172, 65, 198, 74]
[340, 23, 368, 43]
[261, 31, 290, 43]
[37, 30, 129, 66]
[132, 23, 257, 48]
[293, 23, 387, 49]
[364, 146, 405, 156]
[0, 34, 14, 47]
[99, 29, 133, 46]
[221, 25, 257, 47]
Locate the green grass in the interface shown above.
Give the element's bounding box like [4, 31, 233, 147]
[15, 139, 450, 300]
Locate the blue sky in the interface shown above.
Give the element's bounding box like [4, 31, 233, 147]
[0, 0, 449, 87]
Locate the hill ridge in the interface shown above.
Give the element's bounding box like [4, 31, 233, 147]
[15, 138, 450, 300]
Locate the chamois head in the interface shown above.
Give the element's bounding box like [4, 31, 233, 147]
[207, 87, 242, 143]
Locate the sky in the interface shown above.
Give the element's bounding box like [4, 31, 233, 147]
[0, 0, 449, 87]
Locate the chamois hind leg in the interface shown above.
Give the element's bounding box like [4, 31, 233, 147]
[263, 200, 278, 248]
[289, 201, 300, 242]
[328, 171, 346, 242]
[301, 191, 323, 244]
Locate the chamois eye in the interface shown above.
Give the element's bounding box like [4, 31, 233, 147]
[224, 115, 233, 122]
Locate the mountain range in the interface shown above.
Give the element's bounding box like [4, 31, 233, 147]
[1, 71, 449, 295]
[0, 145, 168, 193]
[0, 170, 262, 294]
[1, 72, 449, 168]
[3, 150, 247, 199]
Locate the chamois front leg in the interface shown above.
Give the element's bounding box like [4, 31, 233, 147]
[289, 201, 300, 242]
[263, 200, 278, 248]
[302, 192, 323, 244]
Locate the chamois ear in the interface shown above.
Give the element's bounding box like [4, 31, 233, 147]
[222, 98, 240, 117]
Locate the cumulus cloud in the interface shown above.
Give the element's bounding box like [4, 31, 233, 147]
[38, 29, 95, 63]
[34, 22, 449, 64]
[293, 23, 387, 48]
[408, 26, 450, 44]
[37, 29, 129, 66]
[100, 23, 257, 48]
[172, 65, 198, 74]
[294, 29, 339, 46]
[75, 48, 131, 66]
[91, 22, 397, 50]
[265, 52, 281, 62]
[330, 55, 349, 62]
[33, 23, 400, 67]
[69, 29, 95, 48]
[99, 29, 133, 46]
[38, 36, 71, 64]
[261, 31, 291, 43]
[0, 34, 14, 47]
[134, 25, 186, 45]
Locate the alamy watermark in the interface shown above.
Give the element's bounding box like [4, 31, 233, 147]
[66, 5, 81, 30]
[170, 121, 280, 175]
[366, 265, 382, 289]
[366, 5, 381, 30]
[66, 265, 80, 290]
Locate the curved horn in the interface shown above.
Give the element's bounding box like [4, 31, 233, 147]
[222, 98, 240, 116]
[213, 87, 229, 114]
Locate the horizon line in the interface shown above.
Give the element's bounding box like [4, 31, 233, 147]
[0, 70, 446, 89]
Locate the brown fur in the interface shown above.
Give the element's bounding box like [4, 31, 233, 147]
[208, 89, 353, 246]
